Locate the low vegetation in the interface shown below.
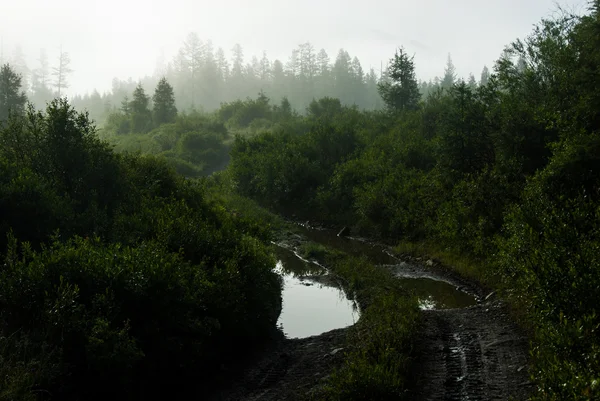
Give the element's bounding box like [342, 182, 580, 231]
[297, 244, 419, 400]
[0, 100, 282, 400]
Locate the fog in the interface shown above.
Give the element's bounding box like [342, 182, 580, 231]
[1, 0, 587, 99]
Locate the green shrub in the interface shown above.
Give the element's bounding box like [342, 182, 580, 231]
[0, 100, 283, 400]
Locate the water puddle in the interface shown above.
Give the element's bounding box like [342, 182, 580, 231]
[294, 225, 397, 265]
[398, 277, 477, 310]
[274, 226, 478, 338]
[275, 246, 358, 339]
[388, 261, 478, 309]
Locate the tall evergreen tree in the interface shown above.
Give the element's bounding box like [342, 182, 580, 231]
[333, 49, 352, 103]
[215, 47, 229, 80]
[30, 49, 53, 109]
[480, 65, 490, 86]
[231, 44, 244, 78]
[152, 77, 177, 126]
[120, 95, 131, 115]
[129, 83, 151, 133]
[285, 49, 300, 77]
[468, 73, 477, 90]
[259, 51, 271, 82]
[377, 47, 420, 111]
[11, 45, 30, 93]
[299, 42, 316, 79]
[316, 49, 330, 76]
[441, 53, 456, 89]
[184, 33, 203, 106]
[53, 47, 73, 97]
[0, 63, 27, 122]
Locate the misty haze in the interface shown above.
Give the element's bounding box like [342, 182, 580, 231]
[0, 1, 599, 400]
[0, 0, 587, 113]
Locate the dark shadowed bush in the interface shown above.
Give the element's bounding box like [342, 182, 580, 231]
[0, 100, 282, 401]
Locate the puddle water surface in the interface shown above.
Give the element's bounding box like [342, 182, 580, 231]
[275, 247, 358, 339]
[274, 227, 478, 338]
[398, 277, 477, 310]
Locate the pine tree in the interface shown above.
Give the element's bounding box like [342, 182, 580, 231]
[30, 49, 53, 109]
[215, 47, 229, 80]
[316, 49, 330, 76]
[333, 49, 352, 103]
[0, 63, 27, 121]
[441, 53, 456, 89]
[53, 47, 73, 97]
[480, 66, 490, 86]
[231, 44, 244, 78]
[271, 60, 286, 99]
[468, 73, 477, 90]
[11, 46, 30, 92]
[259, 51, 271, 81]
[299, 42, 316, 79]
[286, 49, 300, 77]
[152, 77, 177, 126]
[377, 47, 420, 112]
[184, 33, 203, 106]
[129, 84, 151, 133]
[120, 95, 131, 115]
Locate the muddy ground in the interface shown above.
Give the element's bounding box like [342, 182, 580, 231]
[210, 328, 348, 401]
[211, 230, 532, 401]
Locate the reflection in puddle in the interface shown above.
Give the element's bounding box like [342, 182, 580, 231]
[274, 245, 326, 277]
[397, 277, 477, 310]
[294, 225, 397, 265]
[275, 261, 358, 339]
[273, 230, 478, 338]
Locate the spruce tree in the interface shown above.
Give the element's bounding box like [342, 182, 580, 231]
[152, 77, 177, 126]
[377, 47, 420, 111]
[441, 53, 456, 89]
[468, 73, 477, 90]
[52, 48, 73, 97]
[480, 66, 490, 86]
[0, 63, 27, 122]
[129, 84, 151, 133]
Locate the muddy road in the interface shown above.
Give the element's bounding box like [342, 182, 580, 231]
[409, 301, 531, 400]
[214, 227, 532, 401]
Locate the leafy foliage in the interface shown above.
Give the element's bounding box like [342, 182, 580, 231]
[0, 99, 282, 400]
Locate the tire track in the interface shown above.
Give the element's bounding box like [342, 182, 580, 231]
[410, 300, 532, 401]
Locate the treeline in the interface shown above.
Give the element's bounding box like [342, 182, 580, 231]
[227, 3, 600, 399]
[5, 38, 488, 124]
[99, 85, 301, 177]
[0, 99, 282, 400]
[81, 40, 486, 122]
[0, 46, 73, 109]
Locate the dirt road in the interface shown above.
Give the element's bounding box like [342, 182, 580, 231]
[408, 300, 532, 400]
[213, 231, 532, 400]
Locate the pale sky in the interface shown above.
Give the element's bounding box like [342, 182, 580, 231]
[0, 0, 589, 97]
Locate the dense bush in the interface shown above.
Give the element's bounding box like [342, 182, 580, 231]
[101, 109, 230, 177]
[0, 100, 282, 400]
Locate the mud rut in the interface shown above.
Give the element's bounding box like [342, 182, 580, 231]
[408, 300, 532, 400]
[214, 240, 532, 401]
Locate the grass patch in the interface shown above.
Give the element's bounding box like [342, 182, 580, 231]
[318, 293, 418, 401]
[302, 247, 419, 401]
[298, 242, 329, 261]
